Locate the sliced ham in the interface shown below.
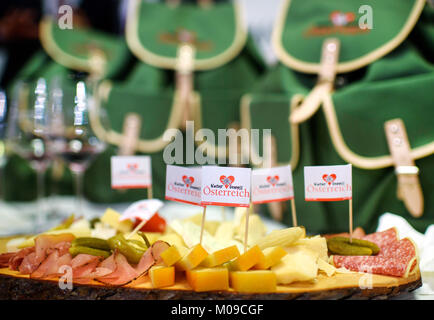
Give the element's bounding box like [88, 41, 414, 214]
[31, 250, 60, 278]
[151, 241, 170, 265]
[19, 252, 39, 274]
[57, 253, 72, 270]
[33, 234, 75, 271]
[73, 259, 101, 279]
[97, 251, 139, 286]
[0, 252, 16, 268]
[71, 254, 101, 269]
[49, 241, 72, 256]
[135, 249, 154, 275]
[99, 253, 117, 271]
[0, 247, 36, 270]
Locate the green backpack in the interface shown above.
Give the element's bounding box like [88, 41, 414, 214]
[5, 1, 264, 203]
[241, 0, 434, 234]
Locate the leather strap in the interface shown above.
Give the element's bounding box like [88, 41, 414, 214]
[176, 43, 195, 131]
[384, 119, 424, 217]
[290, 38, 340, 124]
[118, 113, 142, 156]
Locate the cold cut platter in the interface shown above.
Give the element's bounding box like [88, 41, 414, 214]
[0, 209, 422, 300]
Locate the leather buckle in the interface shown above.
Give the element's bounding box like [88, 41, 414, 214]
[395, 166, 419, 175]
[384, 119, 424, 217]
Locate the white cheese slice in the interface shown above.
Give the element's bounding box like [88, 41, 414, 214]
[272, 246, 319, 284]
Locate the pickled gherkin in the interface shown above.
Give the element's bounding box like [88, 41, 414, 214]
[72, 237, 111, 251]
[69, 245, 111, 258]
[327, 237, 380, 256]
[107, 234, 146, 264]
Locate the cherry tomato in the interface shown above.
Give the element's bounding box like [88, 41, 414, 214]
[133, 213, 166, 233]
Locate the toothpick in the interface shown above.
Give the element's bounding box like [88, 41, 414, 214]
[290, 198, 297, 227]
[147, 185, 153, 200]
[126, 219, 146, 240]
[199, 206, 207, 245]
[243, 204, 252, 253]
[349, 199, 353, 243]
[221, 206, 226, 221]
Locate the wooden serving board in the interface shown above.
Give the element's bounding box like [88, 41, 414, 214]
[0, 239, 422, 300]
[0, 266, 422, 300]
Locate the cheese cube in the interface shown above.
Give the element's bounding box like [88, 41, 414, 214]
[227, 245, 264, 271]
[100, 208, 133, 233]
[186, 267, 229, 292]
[200, 245, 240, 268]
[175, 244, 208, 271]
[230, 271, 276, 293]
[160, 245, 187, 267]
[252, 246, 287, 270]
[149, 266, 175, 288]
[271, 247, 319, 284]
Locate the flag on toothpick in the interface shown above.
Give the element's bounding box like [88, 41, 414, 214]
[111, 156, 152, 190]
[252, 164, 297, 226]
[251, 165, 294, 204]
[304, 164, 352, 201]
[119, 199, 164, 222]
[201, 165, 251, 252]
[304, 164, 353, 239]
[165, 165, 202, 206]
[201, 166, 251, 207]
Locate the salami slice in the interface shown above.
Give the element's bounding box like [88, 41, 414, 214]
[362, 228, 399, 256]
[333, 232, 418, 278]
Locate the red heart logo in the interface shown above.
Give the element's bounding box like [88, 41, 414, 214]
[127, 163, 138, 171]
[220, 175, 235, 188]
[266, 175, 279, 186]
[322, 174, 337, 185]
[182, 175, 194, 188]
[330, 11, 355, 26]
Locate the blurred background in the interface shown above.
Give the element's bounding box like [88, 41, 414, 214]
[0, 0, 432, 237]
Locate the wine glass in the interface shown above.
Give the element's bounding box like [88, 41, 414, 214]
[6, 79, 53, 231]
[50, 80, 108, 216]
[0, 90, 7, 200]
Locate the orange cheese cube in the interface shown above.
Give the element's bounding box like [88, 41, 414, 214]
[149, 266, 175, 288]
[227, 245, 264, 271]
[160, 245, 186, 267]
[175, 244, 208, 271]
[200, 245, 240, 268]
[253, 246, 287, 270]
[186, 267, 229, 292]
[230, 270, 276, 293]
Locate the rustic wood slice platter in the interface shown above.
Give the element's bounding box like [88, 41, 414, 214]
[0, 238, 422, 300]
[0, 267, 422, 300]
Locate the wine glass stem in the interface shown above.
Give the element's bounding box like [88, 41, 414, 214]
[73, 170, 84, 216]
[36, 168, 46, 231]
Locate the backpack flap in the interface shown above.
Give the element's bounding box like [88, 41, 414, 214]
[273, 0, 425, 73]
[126, 0, 253, 161]
[321, 46, 434, 219]
[273, 0, 426, 125]
[39, 17, 130, 79]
